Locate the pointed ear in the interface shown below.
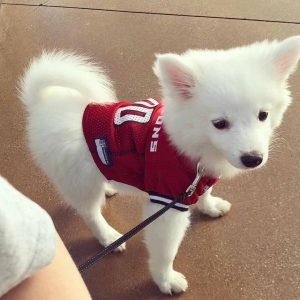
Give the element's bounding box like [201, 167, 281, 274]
[273, 36, 300, 81]
[153, 53, 195, 100]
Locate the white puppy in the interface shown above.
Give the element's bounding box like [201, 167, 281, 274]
[19, 36, 300, 294]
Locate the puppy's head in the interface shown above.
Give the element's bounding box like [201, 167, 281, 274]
[154, 36, 300, 177]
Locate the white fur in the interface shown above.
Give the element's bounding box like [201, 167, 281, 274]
[154, 36, 300, 178]
[19, 36, 300, 294]
[197, 187, 232, 217]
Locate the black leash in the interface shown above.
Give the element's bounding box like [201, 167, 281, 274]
[78, 193, 186, 273]
[78, 163, 204, 274]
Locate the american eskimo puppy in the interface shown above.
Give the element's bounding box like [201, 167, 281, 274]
[19, 36, 300, 294]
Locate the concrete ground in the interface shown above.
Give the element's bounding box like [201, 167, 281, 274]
[1, 1, 300, 299]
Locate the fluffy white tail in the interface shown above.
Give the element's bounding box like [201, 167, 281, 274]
[19, 51, 116, 107]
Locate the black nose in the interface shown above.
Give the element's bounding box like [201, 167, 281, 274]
[240, 153, 263, 168]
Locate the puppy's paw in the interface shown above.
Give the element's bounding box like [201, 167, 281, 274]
[198, 196, 231, 218]
[156, 271, 188, 295]
[100, 229, 126, 252]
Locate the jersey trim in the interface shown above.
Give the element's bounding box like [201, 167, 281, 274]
[149, 192, 189, 212]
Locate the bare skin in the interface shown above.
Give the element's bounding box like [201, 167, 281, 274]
[2, 235, 91, 300]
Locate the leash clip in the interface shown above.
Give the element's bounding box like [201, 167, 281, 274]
[185, 162, 205, 197]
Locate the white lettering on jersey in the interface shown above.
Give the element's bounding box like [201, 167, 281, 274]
[134, 98, 159, 107]
[156, 116, 163, 125]
[152, 127, 161, 139]
[114, 105, 154, 125]
[150, 115, 163, 153]
[150, 141, 158, 152]
[114, 99, 159, 125]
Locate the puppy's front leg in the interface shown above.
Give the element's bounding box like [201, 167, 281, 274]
[143, 202, 190, 294]
[197, 187, 231, 217]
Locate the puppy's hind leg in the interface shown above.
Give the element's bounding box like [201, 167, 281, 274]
[59, 175, 126, 252]
[77, 185, 126, 252]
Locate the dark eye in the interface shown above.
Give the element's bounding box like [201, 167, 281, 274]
[258, 111, 268, 121]
[212, 119, 230, 130]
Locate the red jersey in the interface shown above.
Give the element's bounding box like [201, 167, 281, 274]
[82, 99, 218, 211]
